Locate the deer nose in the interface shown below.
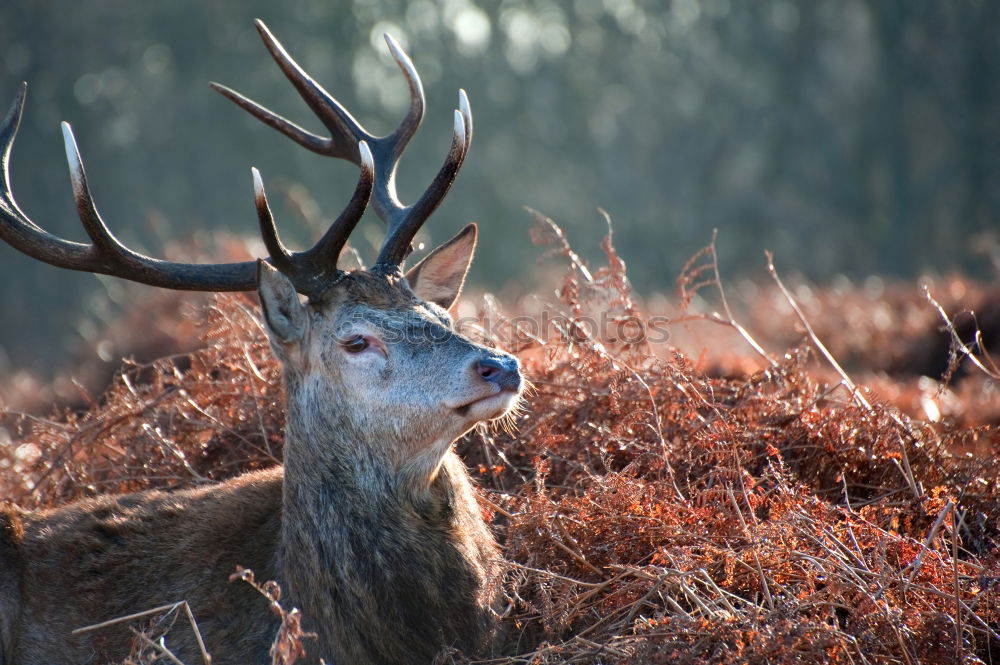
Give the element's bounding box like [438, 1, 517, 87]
[476, 355, 522, 392]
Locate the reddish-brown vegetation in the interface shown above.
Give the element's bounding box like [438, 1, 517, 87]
[2, 217, 998, 664]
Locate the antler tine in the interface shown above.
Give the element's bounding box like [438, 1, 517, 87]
[251, 166, 293, 274]
[210, 82, 337, 158]
[0, 85, 259, 291]
[212, 20, 373, 164]
[374, 101, 471, 269]
[0, 83, 40, 234]
[363, 33, 432, 241]
[211, 19, 377, 166]
[251, 141, 375, 299]
[381, 33, 425, 163]
[61, 122, 135, 257]
[299, 140, 375, 267]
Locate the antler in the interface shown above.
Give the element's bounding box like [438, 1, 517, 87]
[252, 141, 373, 299]
[0, 84, 374, 298]
[210, 19, 473, 274]
[0, 84, 257, 290]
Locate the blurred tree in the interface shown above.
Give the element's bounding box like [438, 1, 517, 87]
[0, 0, 997, 374]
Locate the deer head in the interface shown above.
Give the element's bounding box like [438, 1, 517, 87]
[0, 20, 522, 490]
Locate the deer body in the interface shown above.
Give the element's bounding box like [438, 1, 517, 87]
[0, 21, 521, 665]
[6, 470, 283, 664]
[6, 454, 499, 664]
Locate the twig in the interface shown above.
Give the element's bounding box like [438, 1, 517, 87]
[952, 507, 963, 662]
[526, 207, 594, 284]
[766, 252, 871, 411]
[505, 560, 607, 588]
[553, 515, 605, 578]
[73, 601, 212, 665]
[726, 486, 774, 610]
[901, 498, 953, 586]
[709, 230, 775, 365]
[129, 627, 187, 665]
[924, 285, 1000, 380]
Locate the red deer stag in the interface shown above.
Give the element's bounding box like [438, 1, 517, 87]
[0, 20, 522, 665]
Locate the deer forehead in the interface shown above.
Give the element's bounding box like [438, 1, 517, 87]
[312, 271, 461, 343]
[327, 305, 454, 341]
[323, 270, 418, 309]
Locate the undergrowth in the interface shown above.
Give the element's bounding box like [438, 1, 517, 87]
[2, 213, 999, 664]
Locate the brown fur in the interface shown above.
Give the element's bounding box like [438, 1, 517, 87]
[0, 506, 22, 665]
[7, 471, 282, 664]
[1, 234, 522, 664]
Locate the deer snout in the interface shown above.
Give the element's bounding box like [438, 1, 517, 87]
[475, 355, 522, 392]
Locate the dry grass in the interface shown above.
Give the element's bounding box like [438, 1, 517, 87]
[2, 215, 999, 664]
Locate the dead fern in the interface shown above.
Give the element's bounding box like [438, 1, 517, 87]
[2, 217, 1000, 664]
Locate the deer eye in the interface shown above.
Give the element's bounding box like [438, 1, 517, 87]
[341, 335, 370, 353]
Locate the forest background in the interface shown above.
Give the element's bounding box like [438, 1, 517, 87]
[0, 0, 996, 377]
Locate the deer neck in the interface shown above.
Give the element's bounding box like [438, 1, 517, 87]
[275, 375, 472, 575]
[275, 385, 492, 663]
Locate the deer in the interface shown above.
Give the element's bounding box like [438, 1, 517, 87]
[0, 20, 523, 665]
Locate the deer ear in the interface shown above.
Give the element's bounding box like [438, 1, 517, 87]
[257, 259, 308, 345]
[406, 223, 477, 310]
